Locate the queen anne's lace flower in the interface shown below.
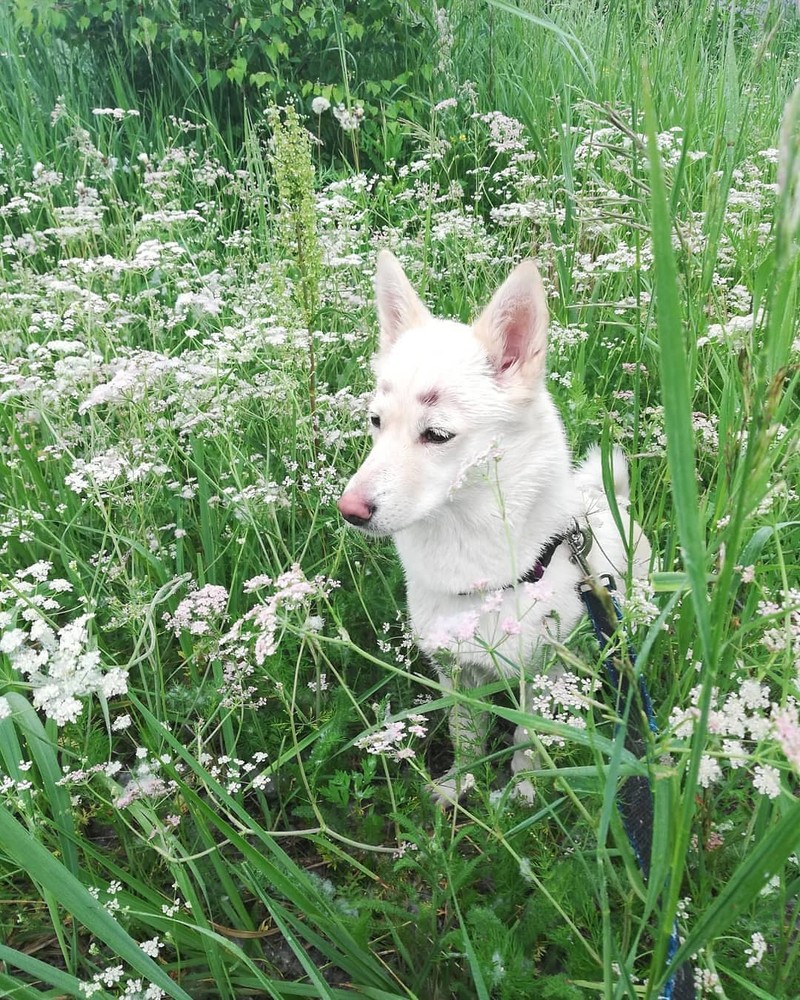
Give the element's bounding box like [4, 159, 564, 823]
[1, 569, 127, 725]
[164, 583, 229, 637]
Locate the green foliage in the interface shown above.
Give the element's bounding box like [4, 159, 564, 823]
[0, 1, 799, 997]
[9, 0, 437, 169]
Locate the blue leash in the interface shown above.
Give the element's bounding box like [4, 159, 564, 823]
[566, 524, 694, 1000]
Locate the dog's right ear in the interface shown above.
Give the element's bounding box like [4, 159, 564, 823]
[473, 259, 549, 385]
[375, 250, 432, 352]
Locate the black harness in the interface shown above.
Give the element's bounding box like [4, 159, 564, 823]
[519, 529, 571, 584]
[457, 527, 575, 598]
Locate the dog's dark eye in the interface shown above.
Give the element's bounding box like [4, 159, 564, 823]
[370, 414, 381, 429]
[421, 428, 455, 445]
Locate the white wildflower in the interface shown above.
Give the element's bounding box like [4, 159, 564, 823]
[745, 931, 768, 968]
[698, 755, 722, 788]
[333, 103, 364, 132]
[139, 937, 164, 958]
[752, 763, 781, 799]
[4, 612, 127, 726]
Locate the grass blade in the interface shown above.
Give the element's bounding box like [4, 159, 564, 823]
[0, 945, 88, 995]
[660, 797, 800, 985]
[643, 63, 713, 993]
[487, 0, 596, 89]
[0, 803, 193, 1000]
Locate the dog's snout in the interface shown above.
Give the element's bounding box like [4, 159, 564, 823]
[338, 491, 376, 527]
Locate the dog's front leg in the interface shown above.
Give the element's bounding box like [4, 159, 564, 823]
[429, 697, 489, 808]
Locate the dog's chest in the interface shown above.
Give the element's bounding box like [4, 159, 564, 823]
[404, 548, 586, 680]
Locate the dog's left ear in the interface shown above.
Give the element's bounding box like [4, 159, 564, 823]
[473, 260, 548, 383]
[375, 250, 432, 353]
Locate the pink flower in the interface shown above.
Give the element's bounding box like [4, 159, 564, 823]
[165, 583, 229, 637]
[481, 590, 504, 613]
[452, 611, 480, 642]
[773, 704, 800, 771]
[429, 610, 481, 649]
[523, 581, 555, 603]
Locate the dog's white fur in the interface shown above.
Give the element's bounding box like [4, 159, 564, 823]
[339, 252, 651, 803]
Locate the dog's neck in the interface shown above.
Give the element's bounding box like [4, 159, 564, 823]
[394, 397, 576, 596]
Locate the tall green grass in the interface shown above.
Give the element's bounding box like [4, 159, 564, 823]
[0, 1, 798, 998]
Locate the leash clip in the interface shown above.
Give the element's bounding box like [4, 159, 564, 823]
[567, 519, 593, 577]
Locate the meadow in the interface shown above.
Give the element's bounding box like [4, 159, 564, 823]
[0, 1, 799, 997]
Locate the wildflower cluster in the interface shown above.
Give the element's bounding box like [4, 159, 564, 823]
[222, 565, 338, 664]
[112, 749, 178, 811]
[0, 563, 127, 725]
[195, 749, 272, 796]
[356, 709, 429, 761]
[758, 588, 800, 662]
[80, 969, 165, 999]
[525, 670, 602, 747]
[668, 674, 796, 799]
[333, 103, 365, 133]
[163, 583, 229, 637]
[209, 566, 339, 708]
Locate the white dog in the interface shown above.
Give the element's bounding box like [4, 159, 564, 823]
[338, 251, 651, 803]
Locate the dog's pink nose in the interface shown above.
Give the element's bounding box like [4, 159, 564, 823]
[338, 491, 375, 527]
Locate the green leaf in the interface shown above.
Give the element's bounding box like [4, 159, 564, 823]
[644, 74, 710, 664]
[226, 55, 247, 85]
[449, 894, 490, 1000]
[722, 12, 739, 149]
[135, 15, 157, 46]
[263, 899, 339, 998]
[207, 68, 225, 91]
[5, 693, 79, 877]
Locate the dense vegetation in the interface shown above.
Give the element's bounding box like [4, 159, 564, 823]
[0, 1, 799, 997]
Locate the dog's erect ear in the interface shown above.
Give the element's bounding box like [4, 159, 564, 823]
[375, 250, 432, 352]
[473, 260, 548, 382]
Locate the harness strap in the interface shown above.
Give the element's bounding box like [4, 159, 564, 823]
[457, 527, 575, 597]
[519, 530, 571, 584]
[569, 535, 695, 1000]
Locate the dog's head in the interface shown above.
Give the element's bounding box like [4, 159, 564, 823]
[337, 251, 550, 536]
